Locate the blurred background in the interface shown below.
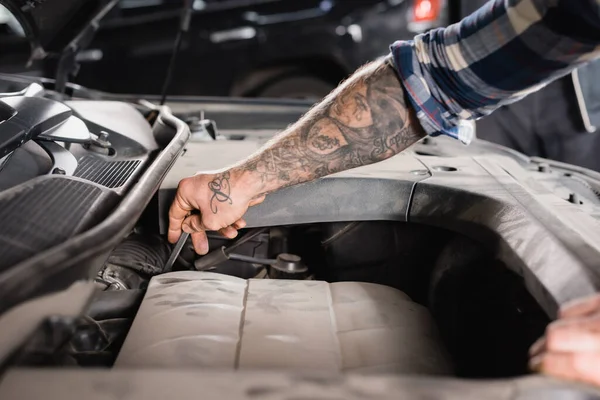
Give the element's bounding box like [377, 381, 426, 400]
[0, 0, 462, 99]
[4, 0, 600, 172]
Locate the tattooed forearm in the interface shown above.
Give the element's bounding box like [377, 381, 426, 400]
[312, 135, 340, 151]
[208, 172, 233, 214]
[231, 57, 425, 197]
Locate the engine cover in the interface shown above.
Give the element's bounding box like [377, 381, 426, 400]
[115, 272, 452, 374]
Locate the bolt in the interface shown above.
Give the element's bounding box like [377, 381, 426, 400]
[568, 193, 582, 205]
[99, 131, 109, 141]
[538, 163, 550, 173]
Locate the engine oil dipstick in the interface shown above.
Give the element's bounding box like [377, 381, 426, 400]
[164, 231, 190, 272]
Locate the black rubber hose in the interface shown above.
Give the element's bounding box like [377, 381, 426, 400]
[106, 234, 171, 277]
[87, 289, 145, 320]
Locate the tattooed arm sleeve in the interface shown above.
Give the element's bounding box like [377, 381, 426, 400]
[229, 57, 426, 198]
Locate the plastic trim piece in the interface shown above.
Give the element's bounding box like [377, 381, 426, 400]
[37, 115, 91, 143]
[409, 156, 600, 317]
[37, 141, 78, 175]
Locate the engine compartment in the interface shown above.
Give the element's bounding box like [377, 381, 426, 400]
[2, 80, 600, 399]
[8, 221, 548, 379]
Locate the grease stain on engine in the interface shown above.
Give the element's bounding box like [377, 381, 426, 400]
[185, 310, 209, 318]
[217, 287, 238, 294]
[304, 282, 321, 288]
[204, 280, 225, 286]
[293, 375, 345, 386]
[246, 386, 284, 397]
[145, 293, 167, 300]
[252, 289, 328, 314]
[157, 277, 193, 285]
[154, 301, 200, 307]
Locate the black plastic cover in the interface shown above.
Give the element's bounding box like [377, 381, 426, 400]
[0, 96, 71, 157]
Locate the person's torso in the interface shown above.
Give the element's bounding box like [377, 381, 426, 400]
[461, 0, 600, 133]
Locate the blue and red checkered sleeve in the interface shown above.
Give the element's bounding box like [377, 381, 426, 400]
[390, 0, 600, 144]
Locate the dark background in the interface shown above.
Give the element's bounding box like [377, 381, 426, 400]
[0, 0, 474, 98]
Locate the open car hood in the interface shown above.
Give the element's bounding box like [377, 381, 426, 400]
[0, 0, 116, 59]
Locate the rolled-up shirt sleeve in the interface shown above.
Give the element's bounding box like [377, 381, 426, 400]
[390, 0, 600, 144]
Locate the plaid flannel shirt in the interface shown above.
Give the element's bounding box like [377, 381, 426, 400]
[390, 0, 600, 144]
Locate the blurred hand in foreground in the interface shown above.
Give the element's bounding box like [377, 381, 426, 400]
[530, 293, 600, 387]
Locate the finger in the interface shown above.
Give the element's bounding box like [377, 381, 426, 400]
[232, 218, 247, 230]
[249, 194, 266, 207]
[190, 230, 209, 255]
[182, 214, 207, 234]
[219, 226, 239, 239]
[532, 352, 600, 387]
[168, 193, 193, 244]
[560, 294, 600, 319]
[546, 319, 600, 352]
[529, 337, 546, 357]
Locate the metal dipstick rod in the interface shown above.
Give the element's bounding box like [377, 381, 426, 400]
[163, 231, 190, 272]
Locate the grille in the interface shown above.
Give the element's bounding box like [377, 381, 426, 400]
[0, 178, 103, 272]
[75, 156, 141, 188]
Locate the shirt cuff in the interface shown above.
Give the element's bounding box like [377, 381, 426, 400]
[389, 40, 475, 145]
